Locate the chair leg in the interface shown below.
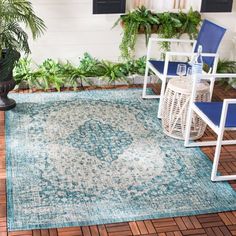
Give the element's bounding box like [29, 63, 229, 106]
[209, 78, 215, 101]
[142, 65, 150, 98]
[211, 133, 236, 181]
[157, 77, 166, 119]
[211, 128, 224, 181]
[184, 106, 194, 147]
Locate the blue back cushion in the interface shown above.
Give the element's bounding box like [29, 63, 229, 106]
[194, 20, 226, 68]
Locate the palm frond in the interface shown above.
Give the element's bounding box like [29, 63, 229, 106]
[0, 0, 46, 56]
[2, 0, 46, 39]
[1, 22, 30, 53]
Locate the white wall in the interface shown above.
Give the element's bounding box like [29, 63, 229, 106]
[29, 0, 123, 64]
[29, 0, 236, 63]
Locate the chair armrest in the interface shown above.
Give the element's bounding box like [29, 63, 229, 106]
[223, 99, 236, 104]
[165, 52, 218, 58]
[146, 38, 196, 60]
[200, 73, 236, 80]
[149, 37, 196, 44]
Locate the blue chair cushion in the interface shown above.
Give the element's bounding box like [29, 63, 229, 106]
[149, 60, 191, 76]
[195, 102, 236, 128]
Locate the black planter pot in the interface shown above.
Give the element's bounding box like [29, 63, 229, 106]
[0, 49, 20, 111]
[0, 74, 16, 111]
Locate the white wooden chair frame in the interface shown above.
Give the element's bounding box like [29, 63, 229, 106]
[184, 73, 236, 182]
[142, 38, 219, 118]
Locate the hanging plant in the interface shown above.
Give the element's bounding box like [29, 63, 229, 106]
[113, 6, 160, 60]
[157, 12, 182, 51]
[177, 8, 202, 39]
[113, 7, 202, 60]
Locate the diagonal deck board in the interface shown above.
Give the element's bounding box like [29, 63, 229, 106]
[0, 83, 236, 236]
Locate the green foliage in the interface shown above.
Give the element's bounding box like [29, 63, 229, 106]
[13, 53, 150, 90]
[99, 61, 127, 83]
[114, 6, 160, 60]
[60, 61, 87, 89]
[78, 52, 105, 77]
[177, 8, 201, 40]
[38, 59, 66, 91]
[157, 12, 182, 50]
[0, 0, 46, 56]
[217, 59, 236, 88]
[113, 7, 202, 60]
[120, 56, 147, 76]
[217, 59, 236, 73]
[13, 57, 38, 87]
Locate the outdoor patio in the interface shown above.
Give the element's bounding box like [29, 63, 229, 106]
[0, 0, 236, 235]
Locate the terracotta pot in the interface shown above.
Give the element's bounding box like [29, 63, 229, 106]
[151, 24, 159, 33]
[120, 20, 125, 28]
[138, 25, 146, 34]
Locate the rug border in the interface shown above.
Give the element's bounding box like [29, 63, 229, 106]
[5, 89, 236, 231]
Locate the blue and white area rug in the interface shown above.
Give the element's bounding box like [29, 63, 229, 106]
[6, 89, 236, 230]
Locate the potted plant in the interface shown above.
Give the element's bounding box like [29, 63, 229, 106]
[157, 12, 182, 51]
[0, 0, 46, 110]
[113, 6, 160, 60]
[113, 8, 202, 60]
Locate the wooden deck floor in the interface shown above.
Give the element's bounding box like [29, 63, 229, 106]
[0, 84, 236, 236]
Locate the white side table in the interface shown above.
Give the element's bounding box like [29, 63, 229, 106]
[162, 78, 210, 140]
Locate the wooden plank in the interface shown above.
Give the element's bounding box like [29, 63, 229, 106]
[174, 218, 187, 231]
[144, 220, 156, 234]
[81, 226, 91, 236]
[218, 213, 232, 225]
[128, 222, 140, 235]
[49, 229, 58, 236]
[97, 225, 108, 236]
[136, 221, 148, 234]
[90, 226, 99, 236]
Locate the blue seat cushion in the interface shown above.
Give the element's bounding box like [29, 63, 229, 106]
[195, 102, 236, 128]
[149, 60, 192, 76]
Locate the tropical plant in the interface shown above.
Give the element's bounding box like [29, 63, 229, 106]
[217, 59, 236, 88]
[13, 57, 39, 88]
[13, 55, 155, 89]
[177, 8, 202, 40]
[120, 56, 147, 76]
[157, 12, 182, 50]
[99, 61, 127, 83]
[78, 53, 105, 77]
[113, 6, 159, 60]
[0, 0, 46, 68]
[62, 61, 94, 89]
[113, 7, 201, 60]
[36, 59, 65, 91]
[0, 0, 46, 110]
[0, 0, 46, 55]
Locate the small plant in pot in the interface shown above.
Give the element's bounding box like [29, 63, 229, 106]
[0, 0, 46, 110]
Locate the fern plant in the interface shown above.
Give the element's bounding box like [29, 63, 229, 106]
[113, 6, 159, 60]
[113, 7, 201, 60]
